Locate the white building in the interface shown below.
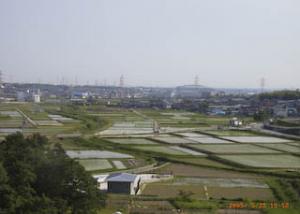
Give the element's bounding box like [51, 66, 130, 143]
[33, 94, 41, 103]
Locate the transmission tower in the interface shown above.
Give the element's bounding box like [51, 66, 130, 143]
[194, 75, 199, 86]
[0, 70, 2, 84]
[119, 75, 124, 87]
[260, 78, 265, 93]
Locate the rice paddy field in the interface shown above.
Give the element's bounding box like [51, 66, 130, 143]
[133, 145, 206, 156]
[217, 154, 300, 168]
[203, 130, 257, 136]
[78, 159, 112, 171]
[169, 157, 231, 168]
[154, 163, 257, 178]
[151, 135, 198, 144]
[112, 160, 127, 169]
[66, 150, 133, 159]
[186, 137, 234, 144]
[258, 143, 300, 153]
[288, 142, 300, 147]
[189, 144, 282, 154]
[106, 138, 158, 145]
[221, 136, 292, 143]
[176, 132, 209, 138]
[142, 182, 273, 200]
[98, 121, 154, 135]
[0, 103, 81, 138]
[173, 177, 268, 188]
[78, 159, 129, 171]
[2, 103, 300, 213]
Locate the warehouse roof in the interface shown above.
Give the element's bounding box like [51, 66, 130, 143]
[106, 173, 138, 182]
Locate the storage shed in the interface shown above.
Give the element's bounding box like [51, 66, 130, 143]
[106, 173, 140, 195]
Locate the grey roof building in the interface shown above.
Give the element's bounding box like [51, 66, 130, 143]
[106, 173, 141, 195]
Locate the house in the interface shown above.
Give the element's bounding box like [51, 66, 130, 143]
[273, 104, 298, 117]
[106, 173, 141, 195]
[229, 117, 243, 127]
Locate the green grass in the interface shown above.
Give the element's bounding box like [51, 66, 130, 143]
[263, 207, 300, 214]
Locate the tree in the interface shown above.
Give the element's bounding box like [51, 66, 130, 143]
[0, 133, 105, 213]
[253, 109, 271, 122]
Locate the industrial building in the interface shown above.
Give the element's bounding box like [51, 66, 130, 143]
[174, 85, 214, 98]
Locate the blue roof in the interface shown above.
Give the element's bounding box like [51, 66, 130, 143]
[106, 173, 137, 182]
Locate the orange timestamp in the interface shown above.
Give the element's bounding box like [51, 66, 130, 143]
[228, 202, 289, 209]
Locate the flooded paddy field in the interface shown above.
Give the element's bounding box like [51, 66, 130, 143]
[78, 159, 113, 171]
[186, 137, 234, 144]
[217, 154, 300, 168]
[221, 136, 292, 143]
[106, 138, 158, 145]
[257, 143, 300, 154]
[189, 144, 281, 154]
[151, 135, 198, 144]
[66, 150, 133, 159]
[132, 145, 206, 156]
[177, 132, 210, 138]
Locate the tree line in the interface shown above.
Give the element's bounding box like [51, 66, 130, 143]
[0, 133, 105, 214]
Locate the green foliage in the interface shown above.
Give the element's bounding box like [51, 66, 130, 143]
[0, 133, 105, 213]
[177, 190, 194, 202]
[259, 90, 300, 100]
[266, 178, 299, 202]
[253, 109, 271, 121]
[172, 199, 218, 210]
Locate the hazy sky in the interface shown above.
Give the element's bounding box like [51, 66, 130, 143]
[0, 0, 299, 88]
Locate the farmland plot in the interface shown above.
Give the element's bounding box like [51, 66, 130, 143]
[170, 146, 207, 156]
[288, 142, 300, 147]
[222, 136, 291, 143]
[107, 138, 158, 145]
[66, 150, 133, 159]
[208, 187, 274, 200]
[160, 112, 194, 120]
[258, 143, 300, 153]
[0, 120, 23, 128]
[154, 163, 257, 178]
[112, 160, 127, 169]
[189, 144, 281, 154]
[0, 128, 22, 134]
[177, 132, 209, 138]
[204, 130, 256, 136]
[142, 183, 206, 199]
[218, 154, 300, 168]
[78, 159, 112, 171]
[99, 121, 154, 135]
[133, 146, 192, 156]
[48, 114, 75, 122]
[142, 183, 273, 200]
[187, 137, 234, 144]
[173, 177, 269, 188]
[99, 127, 153, 135]
[151, 135, 198, 144]
[35, 120, 62, 126]
[0, 111, 21, 117]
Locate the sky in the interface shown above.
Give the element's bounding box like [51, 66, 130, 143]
[0, 0, 299, 88]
